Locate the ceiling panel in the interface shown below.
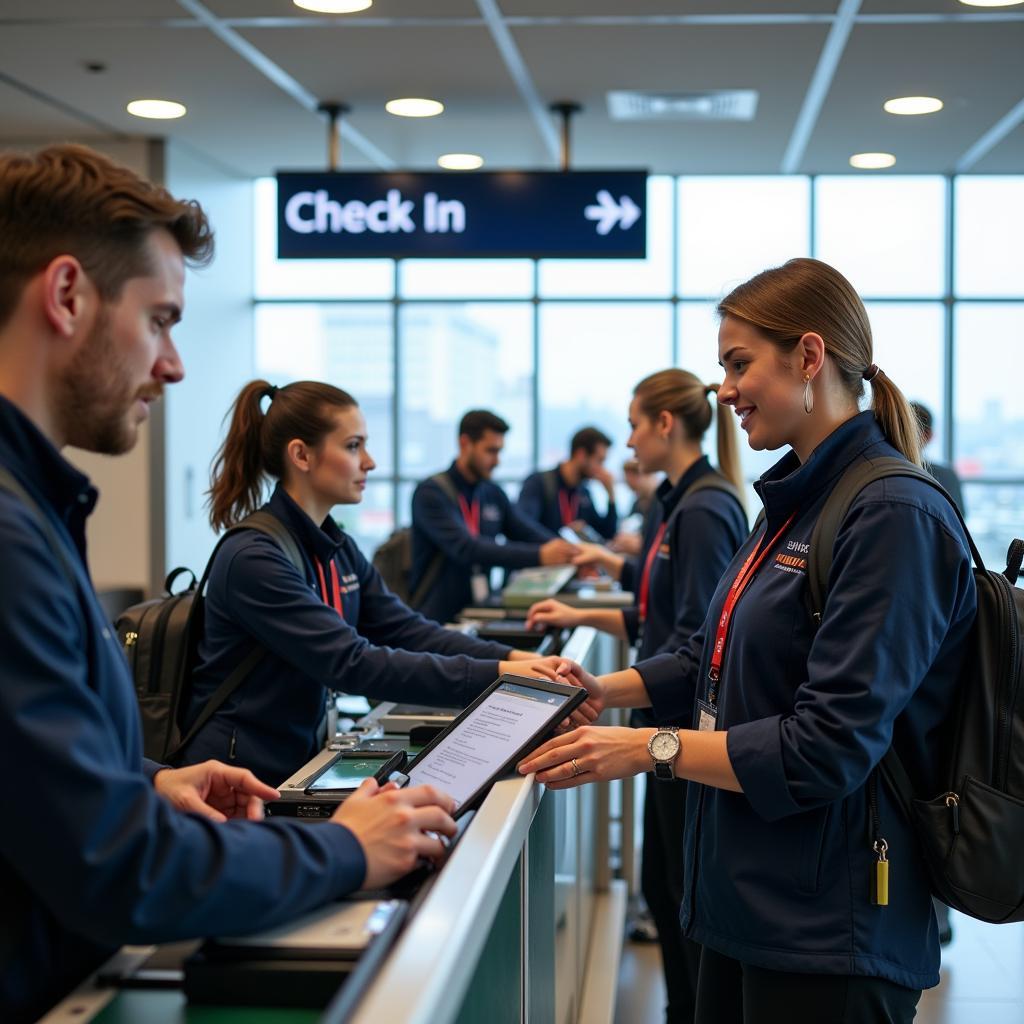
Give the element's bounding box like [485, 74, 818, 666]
[0, 0, 181, 19]
[502, 0, 838, 15]
[0, 80, 107, 139]
[204, 0, 480, 17]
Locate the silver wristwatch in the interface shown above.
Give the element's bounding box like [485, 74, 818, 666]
[647, 728, 681, 781]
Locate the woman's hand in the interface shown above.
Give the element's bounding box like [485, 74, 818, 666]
[525, 599, 582, 631]
[153, 760, 280, 822]
[517, 726, 654, 789]
[572, 543, 624, 580]
[513, 656, 606, 729]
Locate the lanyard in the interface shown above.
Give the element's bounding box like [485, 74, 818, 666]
[707, 512, 796, 702]
[316, 558, 344, 619]
[558, 489, 580, 527]
[637, 521, 668, 622]
[457, 494, 480, 537]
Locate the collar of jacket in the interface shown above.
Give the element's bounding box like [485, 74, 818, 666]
[447, 460, 481, 496]
[754, 411, 889, 532]
[0, 392, 97, 554]
[656, 454, 712, 518]
[266, 482, 344, 566]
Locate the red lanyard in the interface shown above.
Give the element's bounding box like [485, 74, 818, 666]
[316, 558, 344, 619]
[637, 521, 668, 622]
[708, 512, 796, 700]
[558, 489, 580, 527]
[457, 494, 480, 537]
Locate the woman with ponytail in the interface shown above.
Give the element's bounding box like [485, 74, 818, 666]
[528, 367, 747, 1021]
[180, 380, 564, 785]
[520, 259, 976, 1022]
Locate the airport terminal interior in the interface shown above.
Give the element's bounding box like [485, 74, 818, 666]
[1, 1, 1022, 1022]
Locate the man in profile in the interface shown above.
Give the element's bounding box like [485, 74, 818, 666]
[517, 426, 619, 541]
[410, 409, 578, 624]
[0, 144, 455, 1022]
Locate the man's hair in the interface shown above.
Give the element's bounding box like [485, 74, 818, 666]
[570, 426, 612, 456]
[459, 409, 510, 441]
[910, 401, 934, 437]
[0, 143, 214, 330]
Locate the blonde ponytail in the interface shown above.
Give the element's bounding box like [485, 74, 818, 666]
[705, 382, 745, 497]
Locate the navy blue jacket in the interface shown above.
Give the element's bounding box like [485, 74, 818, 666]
[636, 413, 976, 990]
[0, 396, 368, 1024]
[517, 466, 618, 540]
[619, 457, 747, 665]
[410, 463, 555, 624]
[183, 484, 513, 784]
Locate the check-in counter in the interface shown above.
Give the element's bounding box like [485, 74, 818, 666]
[44, 625, 630, 1024]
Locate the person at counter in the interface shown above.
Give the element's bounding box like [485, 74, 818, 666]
[517, 425, 619, 540]
[0, 144, 457, 1024]
[610, 457, 660, 556]
[526, 368, 747, 1024]
[520, 259, 976, 1023]
[409, 409, 579, 624]
[180, 382, 561, 786]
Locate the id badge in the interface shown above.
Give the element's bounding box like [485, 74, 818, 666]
[695, 699, 718, 733]
[471, 572, 490, 605]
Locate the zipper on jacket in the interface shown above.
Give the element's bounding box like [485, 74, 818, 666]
[868, 770, 889, 907]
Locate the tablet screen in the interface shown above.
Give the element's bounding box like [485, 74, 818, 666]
[406, 678, 576, 812]
[307, 758, 389, 793]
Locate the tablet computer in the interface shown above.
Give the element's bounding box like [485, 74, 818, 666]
[399, 673, 587, 818]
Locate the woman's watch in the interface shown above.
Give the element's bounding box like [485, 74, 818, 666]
[647, 727, 681, 780]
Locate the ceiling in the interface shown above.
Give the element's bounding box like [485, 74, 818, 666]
[0, 0, 1021, 178]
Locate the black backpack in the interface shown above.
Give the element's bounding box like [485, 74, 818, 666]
[117, 511, 303, 763]
[806, 457, 1024, 923]
[372, 472, 458, 609]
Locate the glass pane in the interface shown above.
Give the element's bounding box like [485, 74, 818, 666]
[865, 302, 946, 455]
[398, 303, 534, 478]
[814, 177, 946, 298]
[538, 303, 672, 475]
[334, 481, 394, 561]
[678, 176, 811, 298]
[399, 259, 534, 299]
[953, 303, 1024, 479]
[254, 178, 395, 299]
[537, 177, 674, 298]
[955, 177, 1024, 298]
[964, 483, 1024, 575]
[254, 303, 394, 474]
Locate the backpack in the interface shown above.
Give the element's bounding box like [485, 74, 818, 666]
[805, 456, 1024, 923]
[117, 510, 304, 763]
[372, 472, 458, 608]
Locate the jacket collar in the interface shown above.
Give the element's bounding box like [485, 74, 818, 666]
[0, 393, 97, 557]
[657, 455, 713, 517]
[754, 411, 889, 531]
[447, 461, 481, 496]
[266, 482, 344, 565]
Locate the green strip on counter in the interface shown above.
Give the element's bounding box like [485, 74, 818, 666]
[93, 991, 320, 1024]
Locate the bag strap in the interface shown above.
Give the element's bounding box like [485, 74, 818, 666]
[681, 471, 745, 511]
[541, 468, 560, 506]
[409, 472, 461, 609]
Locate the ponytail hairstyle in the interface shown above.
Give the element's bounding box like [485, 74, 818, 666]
[633, 368, 744, 503]
[716, 257, 922, 465]
[208, 379, 358, 531]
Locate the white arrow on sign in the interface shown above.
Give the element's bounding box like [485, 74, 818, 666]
[584, 190, 642, 235]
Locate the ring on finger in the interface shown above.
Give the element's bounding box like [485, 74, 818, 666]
[571, 757, 583, 777]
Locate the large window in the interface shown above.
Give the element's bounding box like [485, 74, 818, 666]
[255, 175, 1023, 570]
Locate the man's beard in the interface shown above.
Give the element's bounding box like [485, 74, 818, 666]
[55, 309, 161, 455]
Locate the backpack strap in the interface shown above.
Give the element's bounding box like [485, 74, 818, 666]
[409, 472, 462, 610]
[541, 468, 560, 507]
[681, 471, 746, 511]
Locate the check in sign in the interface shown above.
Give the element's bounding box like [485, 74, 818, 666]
[276, 170, 647, 259]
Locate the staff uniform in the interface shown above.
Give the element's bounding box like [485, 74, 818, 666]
[620, 456, 747, 1023]
[517, 465, 618, 539]
[410, 462, 555, 624]
[182, 483, 516, 785]
[635, 413, 976, 1013]
[0, 397, 370, 1024]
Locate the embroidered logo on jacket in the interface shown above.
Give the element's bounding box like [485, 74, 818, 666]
[773, 551, 807, 575]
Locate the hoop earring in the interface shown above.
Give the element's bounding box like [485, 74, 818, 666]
[803, 375, 814, 415]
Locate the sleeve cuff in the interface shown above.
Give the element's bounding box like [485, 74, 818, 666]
[621, 608, 639, 644]
[324, 824, 369, 894]
[619, 558, 637, 592]
[635, 653, 692, 722]
[727, 716, 801, 822]
[142, 757, 168, 782]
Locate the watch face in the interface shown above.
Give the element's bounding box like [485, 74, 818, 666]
[650, 731, 678, 759]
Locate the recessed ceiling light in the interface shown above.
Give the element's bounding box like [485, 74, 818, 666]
[126, 99, 187, 120]
[438, 153, 484, 170]
[293, 0, 372, 11]
[959, 0, 1023, 7]
[883, 96, 944, 116]
[849, 152, 896, 170]
[385, 97, 444, 118]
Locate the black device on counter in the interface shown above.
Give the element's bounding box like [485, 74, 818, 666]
[388, 673, 587, 819]
[472, 618, 561, 655]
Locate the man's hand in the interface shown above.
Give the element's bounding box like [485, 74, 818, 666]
[608, 531, 642, 556]
[500, 654, 569, 678]
[593, 466, 617, 497]
[571, 543, 624, 580]
[333, 779, 458, 890]
[525, 599, 581, 632]
[153, 760, 280, 823]
[539, 538, 579, 566]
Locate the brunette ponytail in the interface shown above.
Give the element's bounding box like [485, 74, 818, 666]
[704, 382, 744, 496]
[207, 379, 358, 531]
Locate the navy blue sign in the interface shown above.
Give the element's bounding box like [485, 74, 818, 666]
[276, 170, 647, 259]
